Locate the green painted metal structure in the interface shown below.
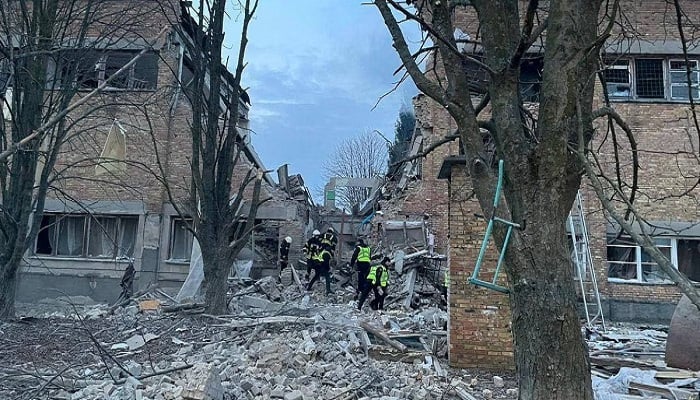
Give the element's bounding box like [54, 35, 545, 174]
[469, 160, 519, 294]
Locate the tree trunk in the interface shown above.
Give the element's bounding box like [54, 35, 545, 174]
[201, 242, 230, 315]
[507, 198, 592, 400]
[0, 259, 20, 319]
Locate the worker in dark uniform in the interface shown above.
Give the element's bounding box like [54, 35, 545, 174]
[278, 236, 292, 283]
[357, 256, 390, 311]
[306, 243, 333, 295]
[321, 227, 338, 255]
[303, 230, 321, 280]
[350, 238, 371, 300]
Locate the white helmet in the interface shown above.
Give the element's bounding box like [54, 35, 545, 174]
[312, 230, 320, 236]
[284, 236, 292, 243]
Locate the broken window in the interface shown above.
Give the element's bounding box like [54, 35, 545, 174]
[58, 50, 158, 90]
[677, 239, 700, 282]
[607, 235, 688, 284]
[87, 216, 138, 258]
[520, 57, 543, 102]
[169, 218, 193, 262]
[603, 60, 631, 99]
[607, 235, 638, 281]
[639, 238, 672, 283]
[669, 60, 700, 100]
[602, 57, 700, 102]
[35, 213, 138, 258]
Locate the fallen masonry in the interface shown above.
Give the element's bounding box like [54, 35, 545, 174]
[3, 278, 699, 400]
[2, 281, 515, 400]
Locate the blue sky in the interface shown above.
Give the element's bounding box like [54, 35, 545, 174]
[222, 1, 420, 194]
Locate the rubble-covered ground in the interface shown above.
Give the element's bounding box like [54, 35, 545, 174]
[5, 266, 698, 400]
[1, 271, 518, 400]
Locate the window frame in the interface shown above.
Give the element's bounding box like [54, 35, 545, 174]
[55, 50, 158, 92]
[606, 235, 700, 284]
[168, 218, 194, 263]
[669, 59, 700, 100]
[603, 57, 700, 102]
[34, 213, 139, 259]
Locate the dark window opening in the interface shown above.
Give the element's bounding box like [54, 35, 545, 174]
[678, 239, 700, 282]
[462, 55, 489, 94]
[635, 59, 665, 99]
[57, 50, 158, 90]
[520, 58, 543, 102]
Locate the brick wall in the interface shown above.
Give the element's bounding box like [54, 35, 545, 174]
[446, 164, 514, 370]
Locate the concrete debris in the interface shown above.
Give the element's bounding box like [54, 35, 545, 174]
[4, 272, 518, 400]
[588, 323, 700, 399]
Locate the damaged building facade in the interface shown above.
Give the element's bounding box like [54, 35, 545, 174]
[9, 1, 312, 303]
[391, 0, 700, 369]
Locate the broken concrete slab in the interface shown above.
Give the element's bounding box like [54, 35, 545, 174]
[125, 333, 159, 351]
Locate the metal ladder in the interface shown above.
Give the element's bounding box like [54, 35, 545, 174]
[568, 191, 605, 330]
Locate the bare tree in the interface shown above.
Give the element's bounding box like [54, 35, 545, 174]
[0, 0, 165, 319]
[375, 0, 700, 398]
[159, 0, 265, 314]
[322, 131, 388, 210]
[374, 1, 603, 398]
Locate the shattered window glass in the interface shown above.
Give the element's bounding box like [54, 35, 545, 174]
[170, 218, 193, 261]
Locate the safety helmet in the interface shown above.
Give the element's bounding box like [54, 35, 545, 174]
[284, 236, 292, 243]
[327, 227, 335, 233]
[312, 230, 320, 236]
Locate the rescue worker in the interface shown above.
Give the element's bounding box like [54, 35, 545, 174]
[278, 236, 292, 283]
[349, 238, 371, 300]
[306, 243, 333, 295]
[321, 227, 338, 254]
[303, 230, 321, 280]
[357, 256, 390, 311]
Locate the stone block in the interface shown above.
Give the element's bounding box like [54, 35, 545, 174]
[181, 363, 224, 400]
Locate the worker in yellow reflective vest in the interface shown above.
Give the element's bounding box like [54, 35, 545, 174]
[302, 230, 322, 280]
[350, 238, 371, 300]
[306, 243, 333, 295]
[357, 256, 390, 311]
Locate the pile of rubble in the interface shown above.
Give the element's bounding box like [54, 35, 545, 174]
[1, 272, 516, 400]
[588, 324, 700, 399]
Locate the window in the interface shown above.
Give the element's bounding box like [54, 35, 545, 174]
[607, 235, 700, 284]
[59, 50, 158, 90]
[169, 218, 193, 262]
[520, 58, 544, 102]
[603, 60, 631, 99]
[603, 57, 700, 102]
[635, 59, 665, 99]
[35, 214, 138, 258]
[669, 60, 699, 100]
